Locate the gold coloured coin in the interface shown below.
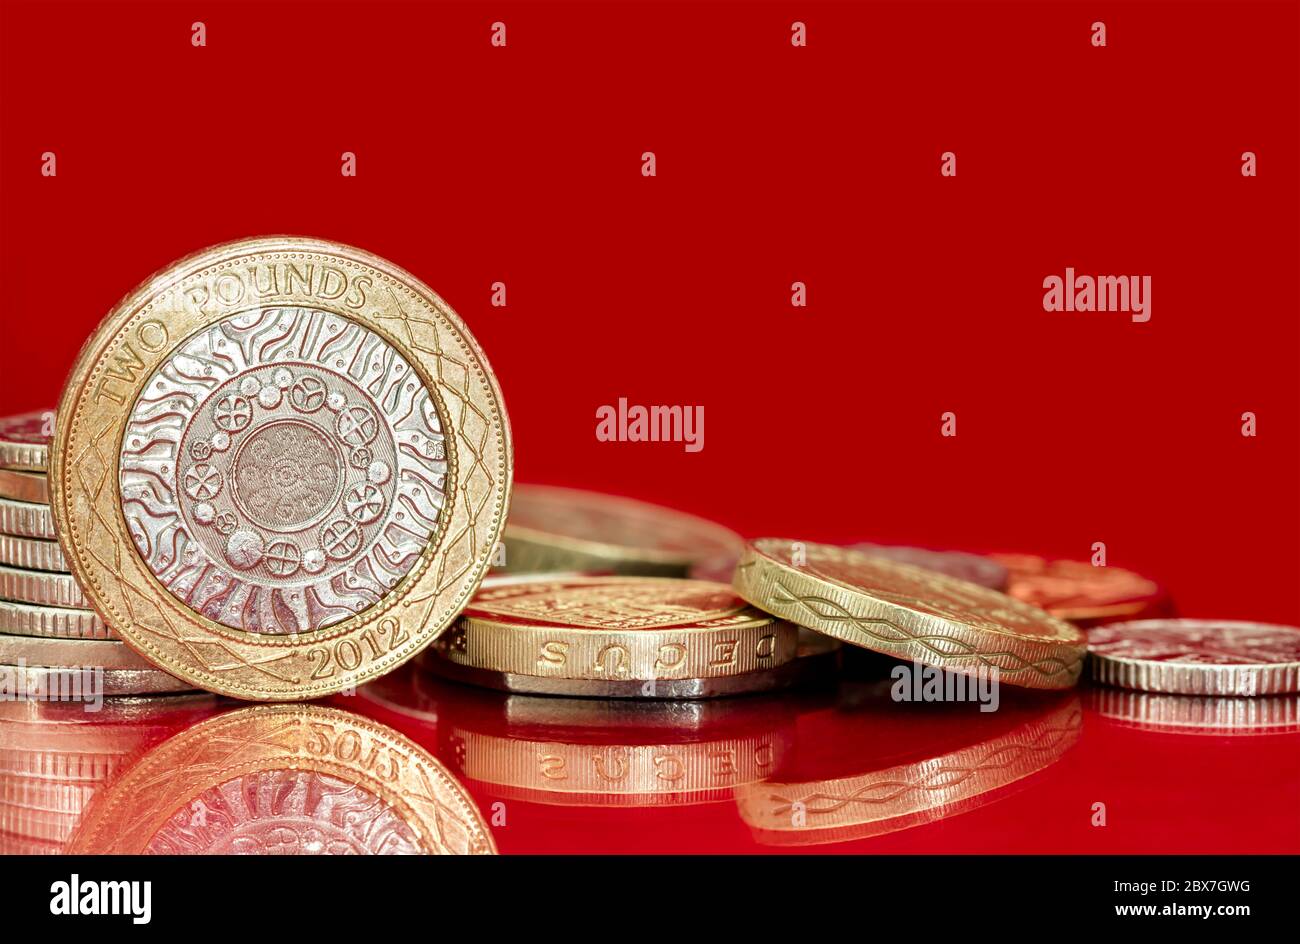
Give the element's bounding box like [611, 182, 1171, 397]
[0, 599, 114, 640]
[51, 236, 512, 700]
[0, 565, 91, 608]
[0, 498, 57, 540]
[0, 635, 158, 670]
[733, 539, 1086, 690]
[503, 484, 742, 577]
[0, 533, 67, 572]
[0, 469, 48, 504]
[424, 629, 839, 699]
[435, 576, 799, 681]
[67, 704, 496, 854]
[0, 411, 54, 472]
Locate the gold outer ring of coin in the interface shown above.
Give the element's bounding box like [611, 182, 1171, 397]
[0, 564, 91, 609]
[0, 533, 67, 572]
[0, 498, 57, 540]
[0, 411, 52, 472]
[502, 484, 743, 576]
[733, 538, 1087, 690]
[66, 704, 496, 854]
[423, 631, 839, 699]
[0, 663, 193, 697]
[0, 598, 114, 640]
[438, 577, 800, 681]
[49, 236, 512, 700]
[0, 470, 48, 504]
[0, 635, 159, 670]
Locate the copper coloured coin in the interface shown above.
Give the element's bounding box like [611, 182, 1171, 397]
[991, 553, 1168, 626]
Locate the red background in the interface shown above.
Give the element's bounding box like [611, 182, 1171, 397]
[1, 0, 1297, 854]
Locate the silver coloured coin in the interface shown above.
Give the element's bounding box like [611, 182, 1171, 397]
[0, 599, 114, 640]
[1089, 619, 1300, 696]
[0, 534, 68, 572]
[0, 663, 193, 697]
[0, 565, 91, 609]
[0, 497, 57, 540]
[0, 635, 157, 670]
[119, 307, 448, 635]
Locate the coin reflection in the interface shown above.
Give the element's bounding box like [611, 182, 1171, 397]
[736, 683, 1082, 845]
[1087, 686, 1300, 735]
[362, 668, 800, 807]
[0, 694, 220, 853]
[65, 703, 495, 854]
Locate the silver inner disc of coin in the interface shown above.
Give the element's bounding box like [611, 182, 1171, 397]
[119, 307, 449, 634]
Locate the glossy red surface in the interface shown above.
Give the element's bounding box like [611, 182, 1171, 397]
[0, 0, 1296, 854]
[344, 661, 1300, 854]
[1, 659, 1295, 853]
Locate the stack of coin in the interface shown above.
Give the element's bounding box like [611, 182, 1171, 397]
[0, 413, 190, 699]
[423, 575, 836, 699]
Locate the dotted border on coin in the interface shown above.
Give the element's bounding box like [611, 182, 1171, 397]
[56, 244, 510, 698]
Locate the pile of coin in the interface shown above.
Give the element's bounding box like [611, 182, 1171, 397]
[0, 414, 191, 698]
[4, 234, 1295, 711]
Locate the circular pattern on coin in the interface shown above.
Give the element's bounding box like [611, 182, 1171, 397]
[67, 705, 496, 854]
[503, 484, 743, 577]
[733, 538, 1087, 690]
[437, 576, 799, 681]
[122, 328, 419, 629]
[1088, 619, 1300, 696]
[51, 237, 512, 699]
[0, 411, 53, 471]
